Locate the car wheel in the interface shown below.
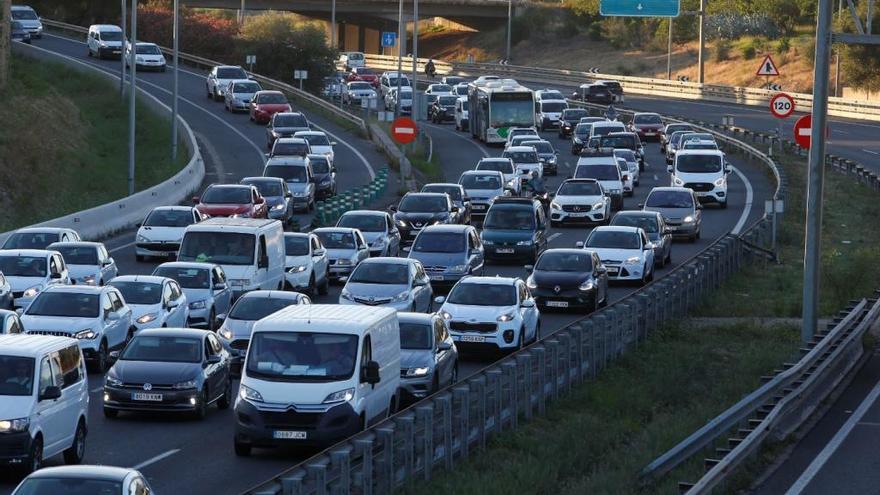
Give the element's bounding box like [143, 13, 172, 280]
[640, 266, 649, 286]
[208, 308, 216, 331]
[550, 220, 560, 228]
[217, 379, 232, 410]
[91, 340, 109, 373]
[234, 439, 252, 457]
[532, 321, 541, 344]
[517, 328, 526, 351]
[696, 229, 701, 240]
[194, 388, 209, 420]
[318, 270, 330, 295]
[63, 420, 86, 465]
[103, 407, 118, 419]
[87, 48, 92, 57]
[23, 435, 42, 475]
[308, 274, 316, 297]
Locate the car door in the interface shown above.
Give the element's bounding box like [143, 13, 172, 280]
[167, 281, 188, 327]
[310, 235, 328, 281]
[411, 263, 429, 312]
[518, 282, 539, 341]
[641, 231, 654, 268]
[54, 345, 85, 449]
[107, 290, 130, 349]
[535, 207, 547, 252]
[592, 253, 608, 304]
[99, 244, 117, 283]
[212, 267, 232, 314]
[358, 335, 382, 424]
[467, 230, 484, 274]
[35, 353, 65, 454]
[5, 314, 23, 334]
[160, 282, 176, 326]
[203, 335, 223, 400]
[433, 318, 453, 385]
[385, 214, 400, 255]
[354, 232, 369, 264]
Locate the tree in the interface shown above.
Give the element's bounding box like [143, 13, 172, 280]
[839, 3, 880, 93]
[0, 0, 9, 89]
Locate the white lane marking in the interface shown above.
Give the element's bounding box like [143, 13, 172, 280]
[109, 241, 137, 254]
[653, 174, 659, 181]
[425, 122, 490, 158]
[863, 149, 880, 156]
[857, 421, 880, 427]
[730, 165, 754, 235]
[131, 449, 181, 471]
[784, 378, 880, 494]
[547, 232, 562, 242]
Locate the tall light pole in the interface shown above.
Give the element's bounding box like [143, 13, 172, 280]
[697, 0, 705, 83]
[505, 0, 512, 62]
[395, 0, 404, 118]
[171, 0, 179, 162]
[834, 0, 843, 96]
[128, 0, 137, 196]
[331, 0, 336, 48]
[411, 0, 419, 120]
[667, 18, 673, 80]
[120, 0, 126, 97]
[800, 0, 834, 344]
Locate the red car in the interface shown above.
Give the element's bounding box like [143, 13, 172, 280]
[346, 67, 379, 88]
[628, 112, 664, 142]
[193, 184, 268, 219]
[249, 90, 292, 125]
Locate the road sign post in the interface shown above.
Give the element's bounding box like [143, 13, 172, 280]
[246, 54, 256, 73]
[294, 69, 308, 91]
[769, 92, 795, 119]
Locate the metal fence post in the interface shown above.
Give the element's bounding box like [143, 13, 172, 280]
[584, 319, 597, 379]
[546, 339, 560, 401]
[471, 375, 487, 448]
[569, 323, 585, 385]
[436, 393, 453, 469]
[330, 445, 353, 495]
[415, 404, 434, 481]
[501, 360, 518, 431]
[532, 345, 547, 415]
[376, 425, 395, 493]
[517, 352, 534, 420]
[354, 436, 374, 495]
[637, 293, 651, 341]
[453, 385, 470, 460]
[306, 458, 329, 495]
[398, 412, 415, 483]
[558, 331, 572, 395]
[486, 368, 502, 435]
[279, 470, 306, 495]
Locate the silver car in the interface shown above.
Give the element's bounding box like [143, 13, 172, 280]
[336, 210, 401, 257]
[641, 187, 703, 242]
[398, 312, 458, 402]
[313, 227, 370, 281]
[224, 79, 263, 112]
[47, 241, 118, 286]
[458, 170, 507, 222]
[108, 275, 189, 331]
[262, 157, 315, 212]
[241, 176, 293, 224]
[152, 262, 232, 330]
[339, 258, 433, 312]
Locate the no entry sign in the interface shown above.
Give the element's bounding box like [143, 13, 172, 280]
[769, 93, 795, 119]
[793, 115, 812, 149]
[391, 117, 418, 145]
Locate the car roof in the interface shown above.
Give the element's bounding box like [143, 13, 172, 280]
[136, 327, 212, 339]
[633, 112, 661, 117]
[46, 241, 102, 248]
[340, 210, 387, 218]
[461, 169, 503, 176]
[242, 176, 284, 184]
[479, 157, 512, 162]
[215, 65, 244, 70]
[257, 305, 396, 333]
[677, 149, 724, 157]
[314, 227, 358, 234]
[208, 183, 251, 190]
[615, 210, 660, 219]
[423, 183, 463, 189]
[457, 276, 518, 286]
[284, 232, 312, 239]
[22, 465, 137, 481]
[396, 311, 437, 325]
[293, 131, 325, 137]
[592, 226, 641, 234]
[255, 90, 285, 96]
[275, 137, 308, 144]
[541, 248, 594, 257]
[505, 146, 538, 152]
[561, 178, 599, 184]
[266, 156, 309, 166]
[238, 290, 304, 301]
[360, 257, 414, 266]
[149, 205, 194, 212]
[0, 334, 78, 357]
[12, 227, 75, 234]
[155, 261, 217, 270]
[134, 42, 159, 47]
[403, 192, 448, 199]
[91, 24, 122, 31]
[419, 224, 471, 234]
[110, 275, 170, 285]
[0, 249, 55, 258]
[649, 186, 694, 193]
[43, 284, 107, 295]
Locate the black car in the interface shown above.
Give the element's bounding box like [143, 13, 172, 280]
[421, 183, 471, 225]
[265, 112, 310, 149]
[522, 139, 559, 176]
[599, 132, 645, 169]
[597, 80, 624, 99]
[391, 192, 461, 244]
[429, 95, 458, 123]
[571, 122, 593, 155]
[571, 84, 614, 104]
[309, 154, 337, 198]
[557, 108, 589, 138]
[525, 248, 609, 312]
[103, 328, 232, 420]
[10, 21, 31, 44]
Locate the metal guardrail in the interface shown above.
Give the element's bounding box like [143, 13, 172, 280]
[642, 295, 880, 494]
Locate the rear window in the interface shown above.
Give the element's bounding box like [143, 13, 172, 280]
[541, 101, 567, 112]
[217, 67, 247, 79]
[575, 164, 620, 181]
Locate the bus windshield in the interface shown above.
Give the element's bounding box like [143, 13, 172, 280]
[489, 93, 534, 128]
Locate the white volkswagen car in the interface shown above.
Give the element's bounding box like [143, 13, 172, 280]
[503, 145, 544, 180]
[0, 250, 70, 310]
[108, 275, 189, 332]
[435, 276, 540, 352]
[135, 206, 205, 261]
[283, 232, 329, 295]
[549, 179, 611, 227]
[47, 241, 117, 286]
[476, 157, 521, 195]
[576, 226, 654, 285]
[313, 228, 370, 281]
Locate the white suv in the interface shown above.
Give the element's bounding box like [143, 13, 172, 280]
[669, 149, 730, 208]
[549, 179, 611, 227]
[206, 65, 249, 101]
[435, 276, 540, 352]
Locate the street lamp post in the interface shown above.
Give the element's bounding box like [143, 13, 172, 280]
[395, 0, 404, 118]
[505, 0, 512, 62]
[697, 0, 705, 83]
[120, 0, 126, 97]
[411, 0, 419, 120]
[171, 0, 179, 162]
[128, 0, 137, 196]
[331, 0, 336, 48]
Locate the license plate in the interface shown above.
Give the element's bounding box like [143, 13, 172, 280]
[568, 212, 588, 217]
[273, 430, 307, 440]
[430, 275, 444, 281]
[496, 248, 515, 254]
[546, 301, 569, 308]
[131, 393, 163, 401]
[472, 205, 485, 210]
[607, 268, 619, 275]
[460, 335, 486, 343]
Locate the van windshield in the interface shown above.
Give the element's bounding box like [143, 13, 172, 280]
[246, 332, 359, 381]
[676, 154, 723, 173]
[153, 266, 210, 289]
[178, 232, 256, 265]
[0, 356, 34, 396]
[99, 31, 123, 42]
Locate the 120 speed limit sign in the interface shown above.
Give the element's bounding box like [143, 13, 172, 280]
[769, 93, 795, 119]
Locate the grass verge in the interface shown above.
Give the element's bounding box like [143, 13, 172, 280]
[693, 149, 880, 318]
[396, 322, 799, 495]
[0, 55, 188, 232]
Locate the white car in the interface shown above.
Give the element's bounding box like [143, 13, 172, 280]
[425, 83, 453, 96]
[340, 258, 433, 312]
[152, 262, 232, 331]
[385, 87, 413, 114]
[504, 128, 539, 149]
[206, 65, 249, 101]
[2, 227, 81, 250]
[293, 131, 336, 163]
[614, 149, 640, 186]
[549, 179, 611, 227]
[46, 241, 117, 286]
[22, 285, 133, 372]
[87, 24, 124, 59]
[435, 276, 540, 352]
[224, 79, 263, 112]
[11, 5, 42, 38]
[458, 170, 507, 221]
[616, 158, 635, 197]
[313, 227, 371, 281]
[475, 157, 520, 195]
[283, 232, 330, 295]
[343, 81, 377, 105]
[503, 145, 544, 180]
[339, 51, 365, 70]
[576, 226, 654, 285]
[136, 206, 204, 262]
[536, 100, 568, 131]
[337, 210, 401, 257]
[680, 138, 720, 151]
[124, 42, 166, 72]
[108, 275, 189, 332]
[574, 152, 625, 210]
[0, 250, 70, 310]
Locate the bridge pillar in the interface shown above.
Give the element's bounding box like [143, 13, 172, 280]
[364, 27, 380, 54]
[344, 23, 359, 51]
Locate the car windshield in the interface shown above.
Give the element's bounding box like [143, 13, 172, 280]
[386, 77, 410, 87]
[634, 114, 662, 124]
[431, 84, 452, 93]
[316, 231, 355, 249]
[217, 67, 247, 79]
[121, 336, 201, 363]
[423, 185, 461, 201]
[350, 262, 409, 285]
[356, 67, 375, 75]
[588, 86, 607, 94]
[109, 281, 162, 305]
[600, 135, 637, 149]
[455, 86, 468, 96]
[400, 322, 432, 350]
[574, 124, 592, 137]
[246, 332, 359, 381]
[12, 10, 38, 20]
[246, 181, 283, 197]
[503, 150, 539, 163]
[0, 356, 34, 397]
[265, 164, 308, 183]
[523, 141, 553, 154]
[681, 133, 714, 142]
[201, 187, 251, 204]
[439, 95, 458, 105]
[676, 154, 723, 173]
[272, 141, 309, 156]
[349, 82, 372, 90]
[153, 266, 210, 289]
[558, 181, 602, 196]
[301, 134, 330, 147]
[460, 174, 501, 190]
[489, 93, 535, 128]
[478, 160, 513, 174]
[448, 282, 516, 306]
[0, 256, 47, 277]
[310, 158, 330, 173]
[274, 114, 308, 128]
[684, 143, 718, 150]
[258, 93, 287, 104]
[178, 232, 255, 265]
[612, 214, 659, 233]
[338, 214, 385, 232]
[233, 82, 261, 93]
[53, 246, 98, 265]
[646, 191, 695, 208]
[11, 478, 124, 494]
[586, 231, 641, 249]
[99, 31, 123, 41]
[3, 232, 60, 249]
[484, 208, 535, 230]
[563, 109, 588, 120]
[412, 232, 465, 253]
[399, 195, 447, 213]
[136, 44, 162, 55]
[575, 164, 619, 181]
[284, 235, 310, 256]
[614, 150, 637, 162]
[536, 251, 593, 272]
[541, 101, 566, 112]
[230, 297, 300, 320]
[144, 209, 194, 227]
[26, 292, 100, 318]
[617, 159, 629, 172]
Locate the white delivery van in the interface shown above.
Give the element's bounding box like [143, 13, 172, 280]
[669, 149, 730, 208]
[233, 304, 400, 455]
[176, 218, 285, 298]
[0, 334, 89, 473]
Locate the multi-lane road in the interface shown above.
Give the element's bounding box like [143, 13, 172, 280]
[1, 33, 772, 494]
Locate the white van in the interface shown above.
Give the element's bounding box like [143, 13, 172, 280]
[340, 51, 366, 70]
[233, 304, 400, 455]
[454, 96, 469, 132]
[0, 334, 89, 473]
[669, 149, 730, 208]
[176, 218, 285, 298]
[87, 24, 124, 59]
[11, 5, 42, 39]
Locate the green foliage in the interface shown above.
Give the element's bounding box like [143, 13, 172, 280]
[777, 36, 791, 52]
[586, 21, 603, 41]
[714, 39, 732, 62]
[740, 41, 757, 59]
[840, 2, 880, 92]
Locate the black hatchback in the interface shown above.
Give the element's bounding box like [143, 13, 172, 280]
[525, 248, 609, 312]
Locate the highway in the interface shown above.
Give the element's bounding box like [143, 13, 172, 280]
[0, 35, 771, 494]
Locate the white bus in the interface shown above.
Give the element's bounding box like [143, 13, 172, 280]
[468, 79, 535, 144]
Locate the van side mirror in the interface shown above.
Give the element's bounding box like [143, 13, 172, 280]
[666, 165, 673, 173]
[363, 360, 381, 385]
[39, 386, 61, 402]
[206, 354, 222, 364]
[575, 241, 585, 248]
[637, 203, 644, 209]
[50, 272, 62, 279]
[213, 282, 227, 291]
[437, 341, 452, 352]
[524, 264, 534, 272]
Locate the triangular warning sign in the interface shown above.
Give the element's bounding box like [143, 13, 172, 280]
[756, 55, 780, 76]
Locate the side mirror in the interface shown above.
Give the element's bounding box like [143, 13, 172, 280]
[434, 296, 446, 305]
[213, 282, 227, 291]
[109, 350, 120, 362]
[463, 196, 471, 202]
[663, 228, 672, 235]
[637, 203, 644, 209]
[50, 272, 62, 279]
[313, 248, 326, 257]
[338, 276, 349, 284]
[414, 278, 428, 287]
[596, 266, 607, 275]
[725, 166, 732, 174]
[696, 204, 703, 210]
[451, 206, 460, 213]
[285, 191, 293, 198]
[521, 299, 536, 308]
[192, 196, 200, 205]
[548, 192, 556, 198]
[437, 341, 452, 352]
[331, 141, 338, 146]
[39, 385, 62, 402]
[389, 205, 398, 212]
[575, 241, 585, 248]
[363, 360, 381, 385]
[166, 299, 180, 309]
[402, 246, 412, 253]
[524, 264, 534, 272]
[106, 311, 120, 321]
[103, 258, 114, 267]
[206, 354, 222, 364]
[666, 165, 673, 173]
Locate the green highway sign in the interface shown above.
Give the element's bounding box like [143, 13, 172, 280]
[600, 0, 680, 17]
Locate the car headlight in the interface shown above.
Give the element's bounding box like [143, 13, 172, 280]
[173, 379, 197, 390]
[439, 310, 452, 320]
[516, 240, 533, 246]
[405, 367, 430, 378]
[272, 203, 286, 211]
[75, 329, 97, 340]
[497, 312, 516, 322]
[550, 202, 561, 210]
[673, 177, 685, 186]
[593, 202, 606, 211]
[714, 177, 726, 187]
[323, 387, 355, 404]
[217, 327, 233, 341]
[340, 289, 354, 301]
[610, 189, 622, 195]
[684, 215, 695, 223]
[579, 279, 595, 291]
[105, 375, 123, 387]
[0, 418, 29, 433]
[291, 190, 307, 197]
[136, 313, 157, 324]
[189, 300, 206, 310]
[136, 234, 149, 243]
[82, 275, 97, 286]
[287, 265, 307, 273]
[526, 276, 537, 289]
[240, 384, 264, 402]
[337, 259, 352, 266]
[395, 219, 408, 228]
[22, 285, 41, 298]
[447, 264, 467, 274]
[624, 256, 642, 265]
[547, 157, 557, 164]
[231, 278, 251, 287]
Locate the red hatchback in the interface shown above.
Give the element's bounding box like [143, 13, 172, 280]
[250, 90, 292, 125]
[346, 67, 379, 88]
[193, 184, 268, 219]
[628, 112, 664, 142]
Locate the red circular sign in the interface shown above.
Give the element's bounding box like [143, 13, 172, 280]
[391, 117, 418, 145]
[793, 115, 812, 149]
[769, 93, 795, 119]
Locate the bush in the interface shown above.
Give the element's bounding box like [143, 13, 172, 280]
[714, 39, 732, 62]
[741, 44, 756, 60]
[777, 37, 791, 52]
[615, 64, 633, 76]
[840, 2, 880, 92]
[587, 21, 603, 41]
[558, 11, 582, 38]
[704, 13, 781, 40]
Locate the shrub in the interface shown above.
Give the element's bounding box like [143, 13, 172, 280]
[615, 64, 633, 76]
[558, 11, 582, 38]
[704, 13, 781, 40]
[587, 21, 603, 41]
[741, 44, 756, 60]
[777, 36, 791, 52]
[714, 39, 732, 62]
